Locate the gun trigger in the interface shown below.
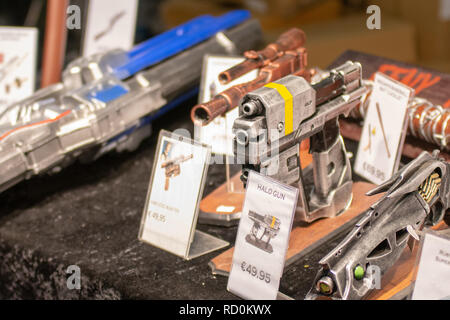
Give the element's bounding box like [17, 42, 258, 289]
[407, 225, 420, 241]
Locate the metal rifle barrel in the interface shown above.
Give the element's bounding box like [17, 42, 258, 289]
[136, 19, 263, 101]
[218, 28, 307, 84]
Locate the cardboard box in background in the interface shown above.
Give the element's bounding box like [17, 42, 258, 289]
[161, 0, 450, 71]
[162, 0, 417, 69]
[161, 0, 343, 31]
[298, 14, 416, 68]
[371, 0, 450, 62]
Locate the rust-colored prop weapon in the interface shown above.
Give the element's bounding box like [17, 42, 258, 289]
[190, 28, 314, 126]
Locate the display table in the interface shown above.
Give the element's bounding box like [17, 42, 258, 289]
[0, 102, 373, 300]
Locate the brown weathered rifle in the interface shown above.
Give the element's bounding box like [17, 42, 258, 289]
[190, 28, 314, 126]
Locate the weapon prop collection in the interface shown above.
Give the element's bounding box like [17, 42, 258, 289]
[2, 9, 449, 300]
[229, 57, 449, 298]
[0, 10, 262, 194]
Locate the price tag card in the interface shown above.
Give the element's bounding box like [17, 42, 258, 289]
[0, 27, 38, 113]
[227, 171, 299, 300]
[412, 230, 450, 300]
[83, 0, 138, 56]
[354, 72, 414, 185]
[139, 130, 228, 260]
[195, 55, 258, 156]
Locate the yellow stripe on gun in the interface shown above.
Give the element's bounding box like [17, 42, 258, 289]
[264, 82, 294, 135]
[270, 216, 276, 228]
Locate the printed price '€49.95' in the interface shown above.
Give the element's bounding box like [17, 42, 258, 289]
[241, 261, 271, 284]
[150, 211, 166, 223]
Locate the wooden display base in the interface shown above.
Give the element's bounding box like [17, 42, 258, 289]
[198, 173, 245, 226]
[209, 181, 382, 276]
[366, 221, 448, 300]
[198, 149, 313, 227]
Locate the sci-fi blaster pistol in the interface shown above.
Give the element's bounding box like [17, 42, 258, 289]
[233, 61, 366, 223]
[306, 150, 450, 300]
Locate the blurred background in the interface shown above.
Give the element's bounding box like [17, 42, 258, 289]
[0, 0, 449, 86]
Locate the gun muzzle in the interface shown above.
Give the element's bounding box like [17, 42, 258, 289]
[191, 96, 229, 126]
[219, 28, 306, 84]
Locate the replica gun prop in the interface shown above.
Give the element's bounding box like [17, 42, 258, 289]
[0, 10, 262, 193]
[233, 61, 366, 223]
[306, 150, 450, 300]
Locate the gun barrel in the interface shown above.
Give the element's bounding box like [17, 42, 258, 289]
[191, 46, 310, 126]
[191, 73, 269, 126]
[248, 210, 265, 222]
[219, 28, 306, 84]
[313, 60, 362, 106]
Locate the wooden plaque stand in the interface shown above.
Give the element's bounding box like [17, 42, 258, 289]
[198, 146, 313, 227]
[198, 172, 245, 226]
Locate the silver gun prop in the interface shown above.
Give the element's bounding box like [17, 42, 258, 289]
[306, 150, 450, 300]
[0, 15, 261, 194]
[233, 61, 366, 223]
[246, 210, 281, 254]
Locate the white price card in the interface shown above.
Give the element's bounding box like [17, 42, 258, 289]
[227, 171, 298, 300]
[0, 27, 38, 113]
[195, 55, 258, 156]
[139, 130, 228, 260]
[440, 0, 450, 21]
[412, 230, 450, 300]
[83, 0, 138, 56]
[354, 73, 414, 185]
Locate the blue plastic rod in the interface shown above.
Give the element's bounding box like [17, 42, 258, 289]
[113, 10, 250, 80]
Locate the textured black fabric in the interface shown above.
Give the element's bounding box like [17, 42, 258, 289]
[0, 101, 358, 300]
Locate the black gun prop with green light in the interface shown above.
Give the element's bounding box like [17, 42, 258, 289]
[306, 150, 450, 300]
